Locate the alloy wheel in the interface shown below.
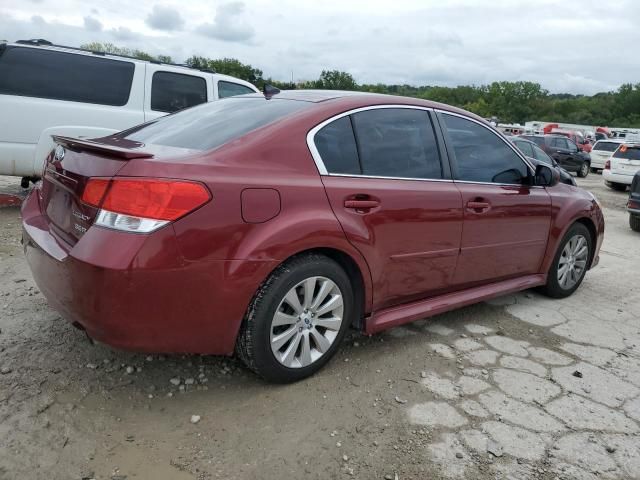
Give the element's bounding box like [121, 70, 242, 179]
[270, 276, 344, 368]
[557, 234, 588, 290]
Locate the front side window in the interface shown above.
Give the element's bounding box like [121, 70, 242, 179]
[151, 72, 207, 113]
[218, 81, 255, 99]
[0, 46, 134, 106]
[442, 114, 528, 184]
[567, 140, 578, 153]
[351, 108, 442, 179]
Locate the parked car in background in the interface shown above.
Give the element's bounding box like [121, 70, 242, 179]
[590, 139, 625, 172]
[520, 134, 591, 177]
[603, 143, 640, 191]
[629, 172, 640, 232]
[0, 39, 260, 186]
[510, 137, 576, 186]
[550, 129, 592, 153]
[22, 90, 604, 382]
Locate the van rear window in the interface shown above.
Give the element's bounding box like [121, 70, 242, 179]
[613, 146, 640, 160]
[593, 141, 621, 152]
[122, 97, 311, 151]
[0, 46, 134, 106]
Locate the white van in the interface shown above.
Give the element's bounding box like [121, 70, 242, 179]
[0, 39, 260, 185]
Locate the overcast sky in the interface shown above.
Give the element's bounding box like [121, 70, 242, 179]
[2, 0, 638, 94]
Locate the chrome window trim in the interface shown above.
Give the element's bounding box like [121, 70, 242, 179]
[435, 109, 536, 174]
[306, 104, 437, 177]
[325, 172, 454, 183]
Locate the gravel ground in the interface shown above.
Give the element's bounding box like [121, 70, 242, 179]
[0, 173, 638, 480]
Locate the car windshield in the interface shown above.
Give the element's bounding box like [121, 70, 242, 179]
[613, 146, 640, 160]
[593, 141, 621, 152]
[121, 97, 311, 151]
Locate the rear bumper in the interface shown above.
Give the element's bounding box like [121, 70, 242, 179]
[21, 189, 277, 355]
[603, 170, 634, 185]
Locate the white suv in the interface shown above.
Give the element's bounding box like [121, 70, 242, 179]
[590, 139, 624, 171]
[0, 39, 260, 185]
[603, 143, 640, 191]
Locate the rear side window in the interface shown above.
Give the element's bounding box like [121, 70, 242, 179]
[550, 137, 569, 149]
[351, 109, 442, 179]
[151, 72, 207, 113]
[123, 97, 310, 150]
[314, 117, 360, 174]
[218, 81, 255, 99]
[443, 114, 528, 184]
[0, 46, 134, 106]
[593, 141, 620, 152]
[613, 146, 640, 160]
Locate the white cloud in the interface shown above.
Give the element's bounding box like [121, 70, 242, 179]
[83, 15, 102, 32]
[196, 2, 254, 43]
[1, 0, 638, 94]
[146, 5, 184, 31]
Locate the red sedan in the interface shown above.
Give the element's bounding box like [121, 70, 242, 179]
[22, 90, 604, 382]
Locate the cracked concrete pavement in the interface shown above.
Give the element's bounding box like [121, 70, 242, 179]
[0, 174, 639, 479]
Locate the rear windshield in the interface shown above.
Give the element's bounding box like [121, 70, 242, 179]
[520, 135, 545, 147]
[0, 45, 134, 106]
[593, 141, 620, 152]
[613, 146, 640, 160]
[122, 97, 311, 150]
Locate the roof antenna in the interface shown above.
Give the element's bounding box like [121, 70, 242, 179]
[263, 84, 280, 99]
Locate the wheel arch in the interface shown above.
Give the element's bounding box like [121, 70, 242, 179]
[574, 216, 598, 269]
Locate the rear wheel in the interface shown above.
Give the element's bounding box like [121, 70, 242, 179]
[540, 223, 592, 299]
[577, 162, 590, 178]
[605, 181, 627, 192]
[630, 215, 640, 232]
[236, 253, 353, 383]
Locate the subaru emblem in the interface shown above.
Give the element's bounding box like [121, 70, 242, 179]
[54, 145, 65, 162]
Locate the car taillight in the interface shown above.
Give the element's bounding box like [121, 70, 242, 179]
[604, 160, 611, 170]
[82, 178, 210, 233]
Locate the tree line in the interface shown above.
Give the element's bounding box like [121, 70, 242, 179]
[82, 42, 640, 128]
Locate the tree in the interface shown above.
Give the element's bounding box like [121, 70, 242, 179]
[312, 70, 358, 90]
[80, 42, 172, 63]
[185, 56, 263, 85]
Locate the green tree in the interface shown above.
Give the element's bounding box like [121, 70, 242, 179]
[185, 56, 263, 85]
[80, 42, 172, 63]
[312, 70, 358, 90]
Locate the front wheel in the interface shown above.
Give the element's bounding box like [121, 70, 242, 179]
[577, 162, 590, 178]
[236, 253, 353, 383]
[540, 223, 592, 299]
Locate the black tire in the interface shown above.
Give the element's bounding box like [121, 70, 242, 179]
[539, 222, 593, 299]
[236, 253, 354, 383]
[589, 167, 598, 173]
[605, 181, 627, 192]
[630, 215, 640, 232]
[577, 162, 590, 178]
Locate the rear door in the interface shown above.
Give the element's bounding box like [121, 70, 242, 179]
[438, 111, 552, 286]
[144, 66, 212, 121]
[311, 106, 463, 310]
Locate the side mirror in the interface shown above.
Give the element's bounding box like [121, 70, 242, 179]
[535, 164, 560, 187]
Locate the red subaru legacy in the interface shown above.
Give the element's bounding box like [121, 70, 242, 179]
[22, 90, 604, 382]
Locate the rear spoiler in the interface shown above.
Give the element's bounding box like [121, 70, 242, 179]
[51, 135, 154, 159]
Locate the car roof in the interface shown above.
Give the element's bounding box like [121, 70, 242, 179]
[241, 89, 487, 120]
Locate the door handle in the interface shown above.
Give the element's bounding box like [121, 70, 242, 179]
[466, 201, 491, 212]
[344, 199, 380, 209]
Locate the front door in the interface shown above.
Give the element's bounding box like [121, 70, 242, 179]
[310, 107, 463, 310]
[438, 112, 552, 286]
